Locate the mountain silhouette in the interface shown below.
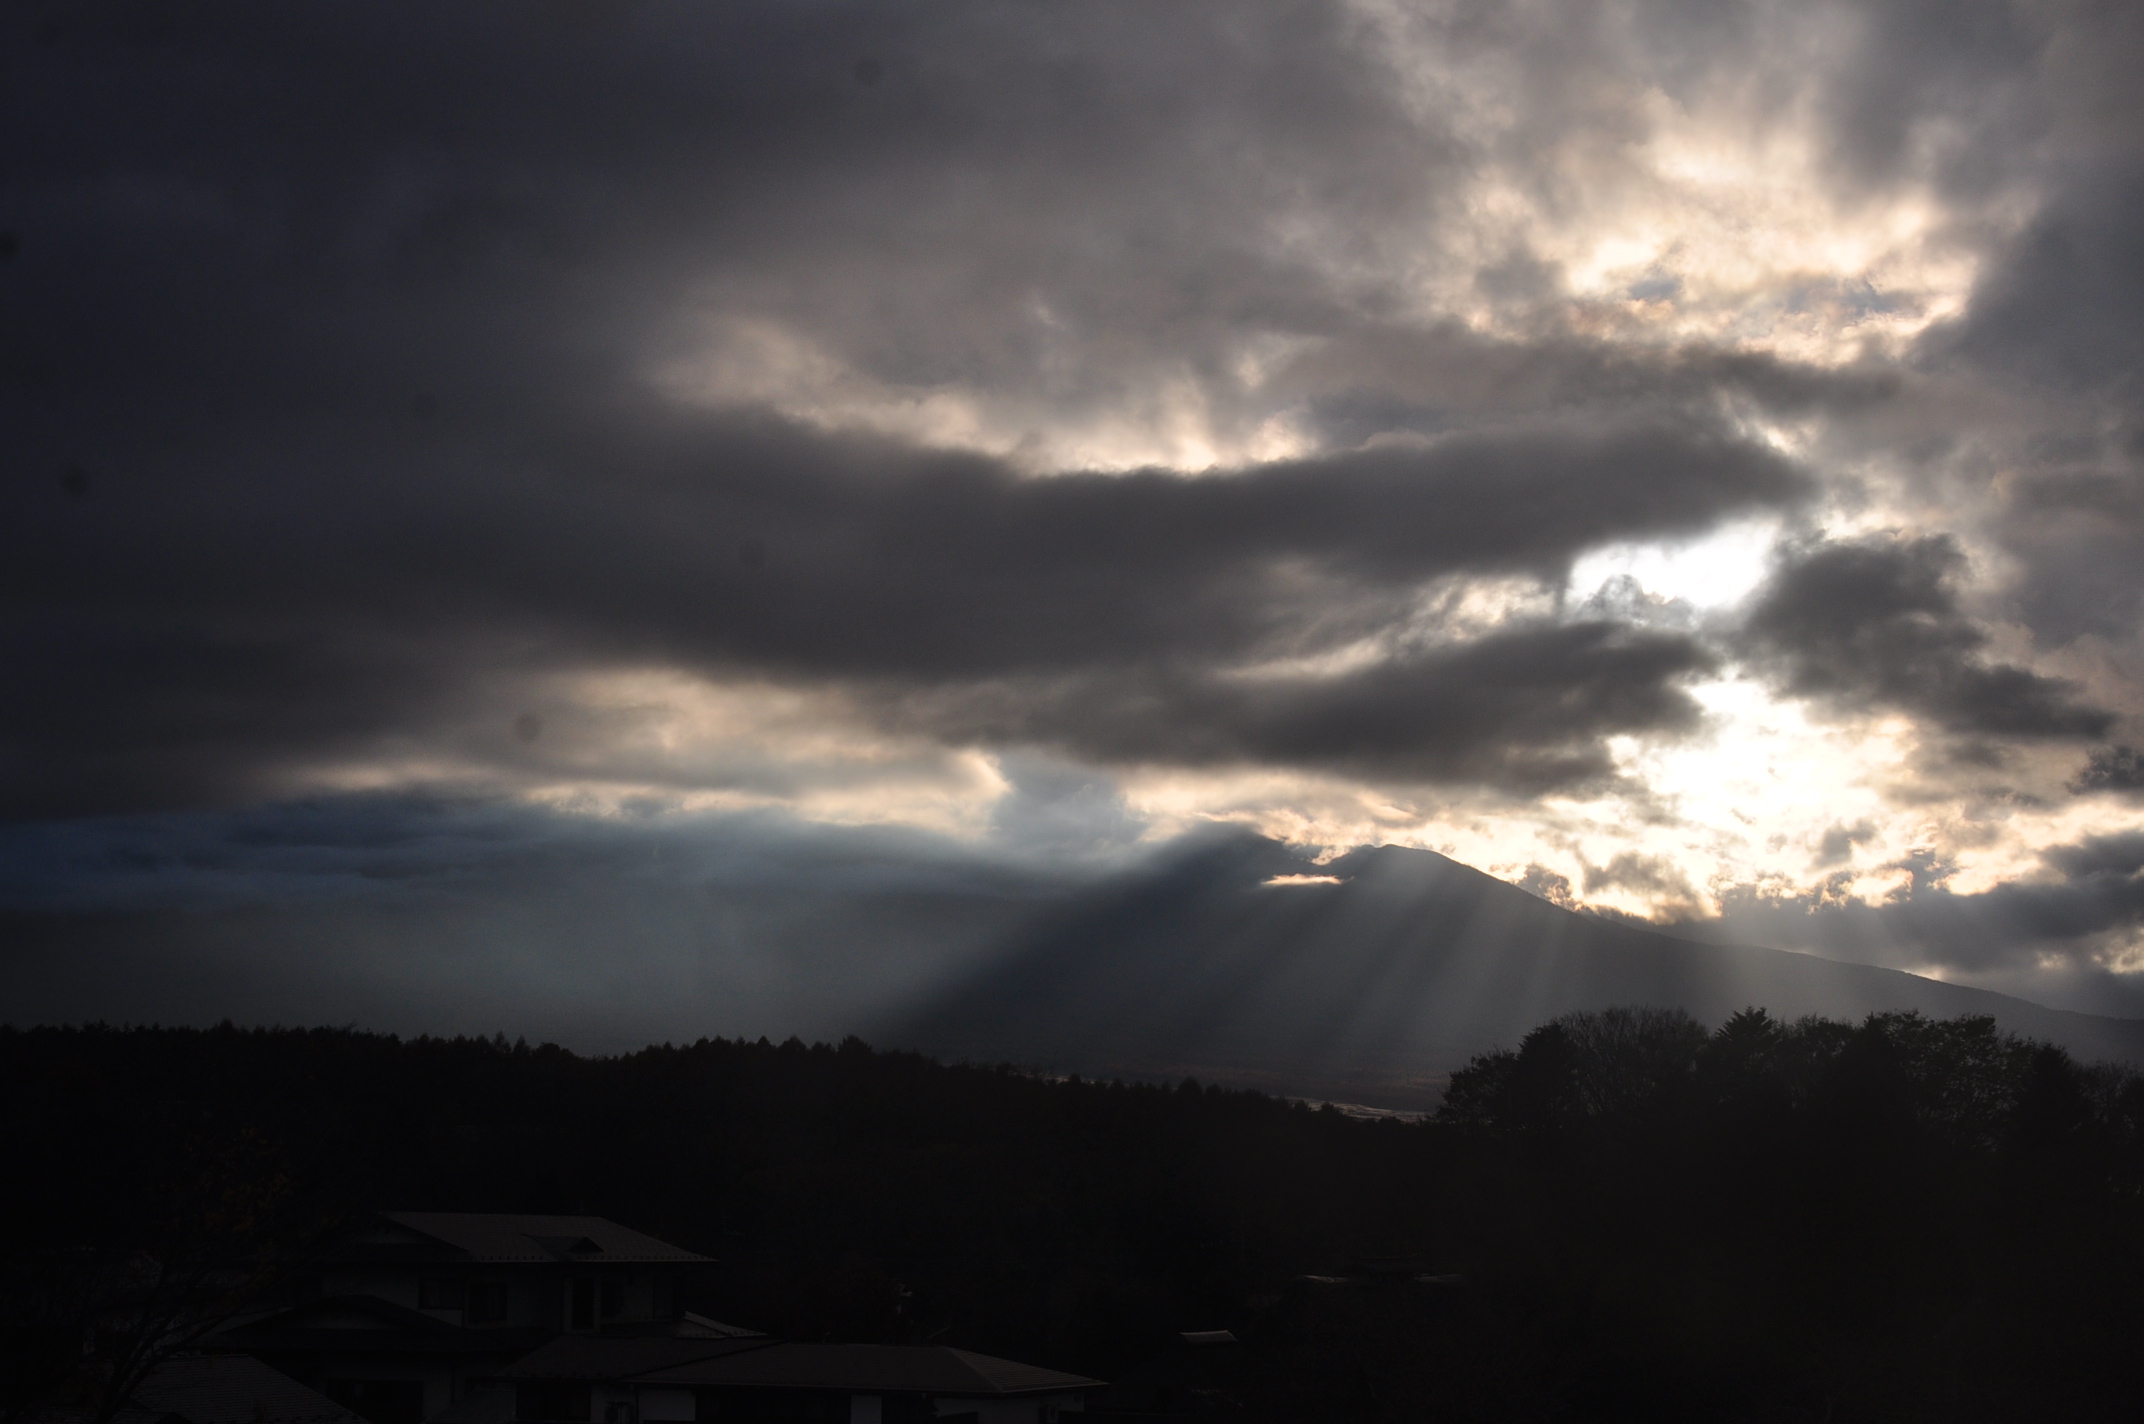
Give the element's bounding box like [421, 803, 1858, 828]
[888, 831, 2144, 1108]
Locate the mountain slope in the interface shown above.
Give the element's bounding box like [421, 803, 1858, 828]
[888, 832, 2144, 1108]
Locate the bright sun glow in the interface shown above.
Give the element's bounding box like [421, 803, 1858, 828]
[1568, 516, 1783, 612]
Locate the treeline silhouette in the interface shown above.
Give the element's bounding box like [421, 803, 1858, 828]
[5, 1008, 2143, 1422]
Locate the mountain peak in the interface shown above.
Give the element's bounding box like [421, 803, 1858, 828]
[890, 835, 2144, 1109]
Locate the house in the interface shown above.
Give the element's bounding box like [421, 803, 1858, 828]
[200, 1214, 1098, 1424]
[499, 1334, 1102, 1424]
[206, 1215, 717, 1424]
[300, 1214, 715, 1332]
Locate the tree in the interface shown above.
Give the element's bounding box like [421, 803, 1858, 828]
[4, 1125, 299, 1424]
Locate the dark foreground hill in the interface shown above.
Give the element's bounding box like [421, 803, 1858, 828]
[5, 1016, 2144, 1423]
[890, 833, 2144, 1107]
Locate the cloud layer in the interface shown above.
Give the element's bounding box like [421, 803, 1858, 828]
[6, 0, 2144, 1023]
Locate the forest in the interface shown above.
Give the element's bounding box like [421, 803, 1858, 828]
[5, 1006, 2144, 1422]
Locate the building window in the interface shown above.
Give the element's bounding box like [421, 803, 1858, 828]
[419, 1278, 463, 1310]
[599, 1278, 625, 1320]
[467, 1282, 508, 1324]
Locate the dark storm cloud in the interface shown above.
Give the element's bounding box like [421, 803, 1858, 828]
[2, 399, 1798, 816]
[1927, 157, 2144, 645]
[1739, 534, 2113, 739]
[2072, 746, 2144, 797]
[6, 0, 2144, 1027]
[1939, 168, 2144, 395]
[902, 618, 1715, 791]
[1, 0, 1453, 435]
[2040, 831, 2144, 882]
[0, 1, 1854, 819]
[1994, 449, 2144, 645]
[1913, 11, 2144, 656]
[2, 0, 2120, 443]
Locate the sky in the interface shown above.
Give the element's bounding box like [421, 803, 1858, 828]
[6, 0, 2144, 1041]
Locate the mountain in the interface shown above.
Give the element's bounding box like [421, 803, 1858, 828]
[887, 831, 2144, 1109]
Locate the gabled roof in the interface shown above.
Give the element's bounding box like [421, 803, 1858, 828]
[130, 1356, 365, 1424]
[633, 1344, 1101, 1397]
[385, 1214, 711, 1264]
[206, 1297, 549, 1357]
[320, 1214, 710, 1265]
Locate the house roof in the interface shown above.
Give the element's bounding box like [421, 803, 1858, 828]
[306, 1213, 710, 1266]
[633, 1344, 1102, 1397]
[365, 1214, 712, 1264]
[130, 1355, 366, 1424]
[206, 1296, 551, 1357]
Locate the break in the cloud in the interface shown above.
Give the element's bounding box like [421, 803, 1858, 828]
[4, 0, 2144, 1023]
